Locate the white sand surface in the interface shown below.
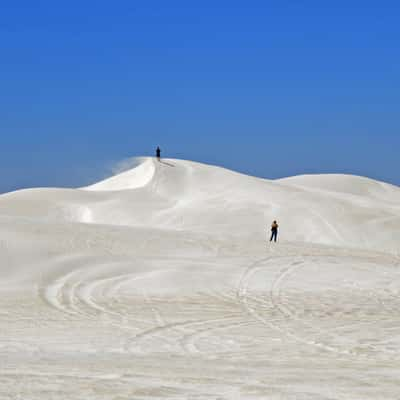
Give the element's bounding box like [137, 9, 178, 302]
[0, 157, 399, 399]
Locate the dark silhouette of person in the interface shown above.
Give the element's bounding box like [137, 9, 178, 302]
[156, 146, 161, 161]
[270, 220, 278, 242]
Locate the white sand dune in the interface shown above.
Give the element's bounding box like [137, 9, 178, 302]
[2, 157, 399, 250]
[0, 157, 399, 399]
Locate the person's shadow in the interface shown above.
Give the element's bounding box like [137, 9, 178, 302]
[159, 160, 175, 167]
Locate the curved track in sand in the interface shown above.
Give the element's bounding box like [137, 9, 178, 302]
[237, 253, 400, 360]
[32, 248, 400, 363]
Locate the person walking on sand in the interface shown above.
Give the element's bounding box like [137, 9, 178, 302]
[156, 146, 161, 161]
[270, 220, 278, 242]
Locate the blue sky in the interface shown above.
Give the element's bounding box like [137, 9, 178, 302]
[1, 0, 399, 192]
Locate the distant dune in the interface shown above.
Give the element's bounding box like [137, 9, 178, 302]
[1, 157, 399, 252]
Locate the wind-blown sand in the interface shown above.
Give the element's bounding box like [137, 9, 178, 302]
[0, 157, 399, 399]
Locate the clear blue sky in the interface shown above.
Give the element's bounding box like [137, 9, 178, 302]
[1, 0, 399, 192]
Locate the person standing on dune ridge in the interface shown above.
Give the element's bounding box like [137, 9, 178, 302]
[156, 146, 161, 161]
[270, 220, 278, 242]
